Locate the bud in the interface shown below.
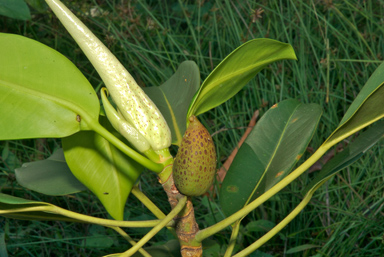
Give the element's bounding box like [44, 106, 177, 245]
[45, 0, 172, 151]
[101, 88, 150, 153]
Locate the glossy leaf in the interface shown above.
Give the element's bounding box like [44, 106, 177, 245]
[303, 120, 384, 195]
[0, 0, 30, 20]
[0, 33, 99, 140]
[187, 39, 297, 118]
[144, 61, 200, 146]
[220, 99, 322, 217]
[15, 149, 87, 196]
[62, 117, 143, 220]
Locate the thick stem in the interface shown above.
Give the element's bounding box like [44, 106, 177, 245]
[161, 165, 202, 257]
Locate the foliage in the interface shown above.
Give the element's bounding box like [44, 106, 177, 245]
[1, 1, 384, 257]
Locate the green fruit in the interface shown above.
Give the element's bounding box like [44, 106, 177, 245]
[173, 116, 216, 196]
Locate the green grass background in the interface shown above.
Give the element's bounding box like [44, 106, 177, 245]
[1, 0, 384, 256]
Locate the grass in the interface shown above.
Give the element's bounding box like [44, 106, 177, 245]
[1, 0, 384, 256]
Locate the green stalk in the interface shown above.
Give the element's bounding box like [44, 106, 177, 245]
[90, 121, 163, 172]
[0, 205, 167, 228]
[194, 145, 330, 242]
[223, 220, 241, 257]
[131, 185, 177, 235]
[109, 227, 152, 257]
[232, 181, 327, 257]
[131, 186, 167, 220]
[119, 196, 188, 257]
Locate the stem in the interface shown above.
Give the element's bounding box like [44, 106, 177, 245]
[131, 186, 167, 220]
[0, 205, 169, 228]
[131, 186, 177, 235]
[161, 170, 202, 257]
[223, 220, 241, 257]
[232, 181, 327, 257]
[109, 227, 151, 257]
[195, 145, 330, 242]
[90, 121, 163, 172]
[119, 196, 188, 257]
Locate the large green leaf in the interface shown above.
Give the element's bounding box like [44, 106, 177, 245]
[144, 61, 200, 146]
[0, 0, 30, 20]
[187, 39, 297, 118]
[303, 120, 384, 195]
[0, 33, 99, 140]
[15, 149, 87, 196]
[220, 99, 322, 217]
[62, 117, 143, 220]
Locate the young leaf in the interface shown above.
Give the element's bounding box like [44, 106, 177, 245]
[143, 61, 200, 146]
[220, 99, 322, 217]
[15, 149, 87, 196]
[303, 120, 384, 195]
[0, 33, 99, 140]
[187, 39, 297, 118]
[62, 117, 144, 220]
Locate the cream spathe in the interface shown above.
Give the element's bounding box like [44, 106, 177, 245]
[45, 0, 171, 151]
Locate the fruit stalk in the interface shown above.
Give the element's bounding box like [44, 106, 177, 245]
[160, 166, 203, 257]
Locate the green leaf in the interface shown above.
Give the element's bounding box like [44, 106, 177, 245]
[62, 117, 143, 220]
[0, 0, 31, 20]
[220, 99, 322, 217]
[0, 33, 99, 140]
[15, 149, 87, 196]
[187, 39, 297, 118]
[144, 61, 200, 146]
[303, 120, 384, 195]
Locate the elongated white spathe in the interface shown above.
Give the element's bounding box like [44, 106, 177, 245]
[45, 0, 171, 151]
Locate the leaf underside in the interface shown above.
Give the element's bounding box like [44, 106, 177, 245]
[15, 149, 87, 196]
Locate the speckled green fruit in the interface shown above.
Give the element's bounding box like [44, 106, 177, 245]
[173, 116, 216, 196]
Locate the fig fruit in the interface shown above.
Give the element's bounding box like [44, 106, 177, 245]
[173, 116, 216, 196]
